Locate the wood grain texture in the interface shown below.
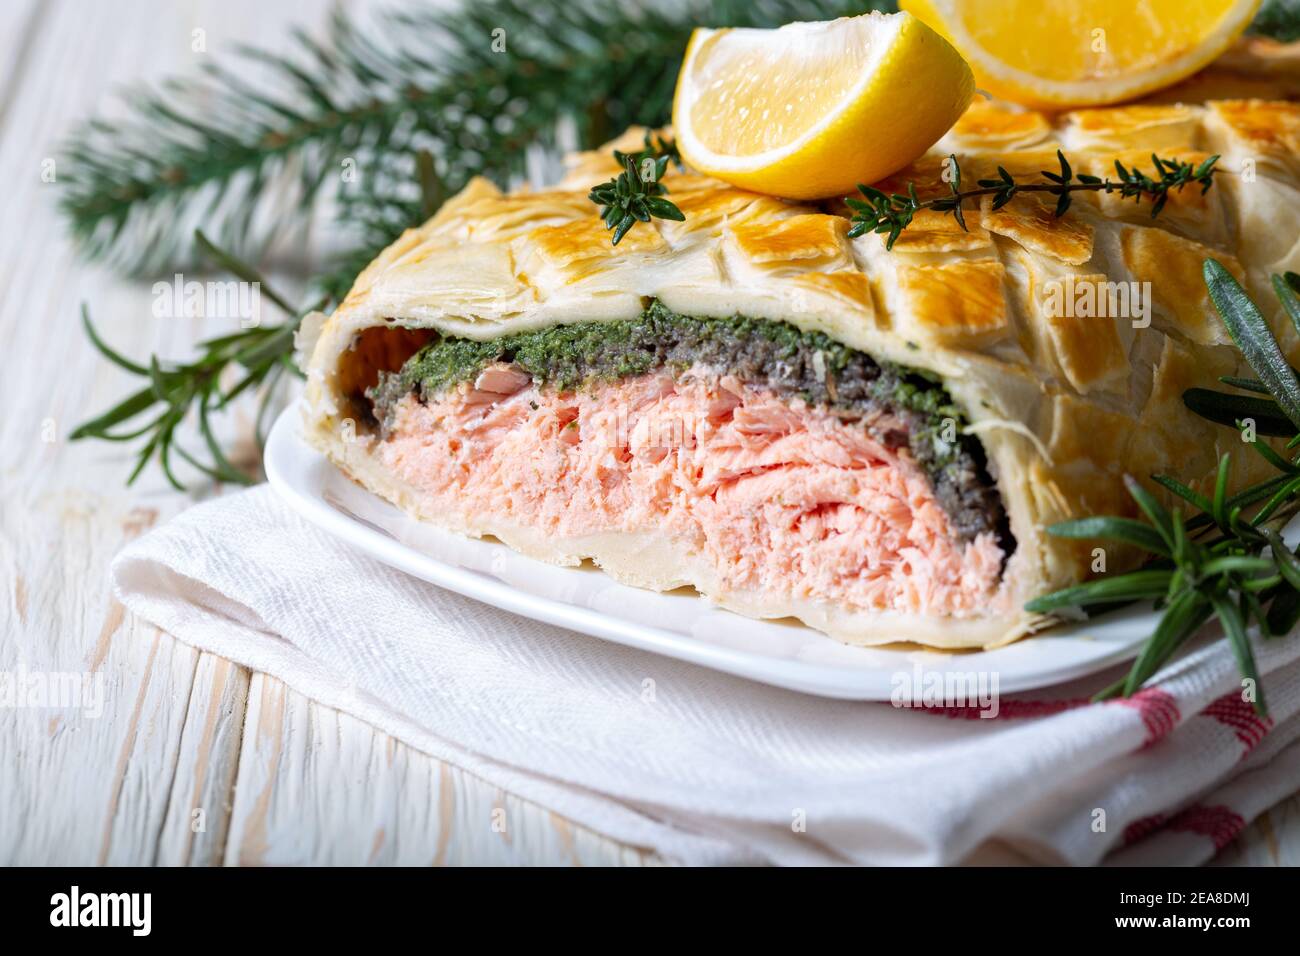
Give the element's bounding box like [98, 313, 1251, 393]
[0, 0, 1293, 867]
[0, 0, 642, 867]
[223, 675, 655, 866]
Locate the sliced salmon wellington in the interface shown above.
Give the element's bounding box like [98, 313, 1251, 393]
[303, 103, 1298, 649]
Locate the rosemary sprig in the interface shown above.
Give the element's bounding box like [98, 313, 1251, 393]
[846, 150, 1220, 249]
[69, 231, 315, 490]
[70, 149, 454, 487]
[588, 133, 685, 245]
[1027, 267, 1300, 714]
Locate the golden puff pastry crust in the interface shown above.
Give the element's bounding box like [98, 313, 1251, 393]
[302, 80, 1300, 650]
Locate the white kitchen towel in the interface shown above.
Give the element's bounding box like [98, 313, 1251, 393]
[112, 485, 1300, 865]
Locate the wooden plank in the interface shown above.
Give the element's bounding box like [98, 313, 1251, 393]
[0, 1, 41, 127]
[0, 499, 193, 865]
[0, 0, 328, 866]
[155, 654, 251, 866]
[222, 676, 655, 866]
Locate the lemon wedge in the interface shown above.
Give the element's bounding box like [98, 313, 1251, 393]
[672, 12, 974, 200]
[901, 0, 1261, 108]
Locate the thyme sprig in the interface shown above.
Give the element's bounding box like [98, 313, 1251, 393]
[612, 130, 683, 172]
[69, 231, 316, 490]
[846, 150, 1220, 249]
[588, 133, 686, 245]
[1027, 266, 1300, 714]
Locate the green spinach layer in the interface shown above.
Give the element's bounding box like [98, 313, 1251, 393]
[367, 301, 1011, 550]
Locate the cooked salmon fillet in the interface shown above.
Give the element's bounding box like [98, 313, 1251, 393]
[379, 363, 1007, 619]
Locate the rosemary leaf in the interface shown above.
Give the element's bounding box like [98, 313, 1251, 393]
[1250, 474, 1300, 525]
[68, 384, 158, 440]
[1264, 529, 1300, 592]
[1198, 556, 1276, 577]
[1244, 433, 1300, 474]
[1218, 375, 1272, 394]
[1123, 475, 1174, 548]
[1211, 593, 1265, 715]
[1042, 516, 1170, 556]
[1123, 590, 1212, 695]
[1181, 388, 1294, 436]
[1023, 570, 1173, 614]
[70, 236, 309, 489]
[1204, 260, 1300, 431]
[1274, 271, 1300, 338]
[1032, 269, 1300, 710]
[1211, 453, 1231, 531]
[1150, 474, 1213, 514]
[195, 230, 296, 314]
[80, 304, 149, 377]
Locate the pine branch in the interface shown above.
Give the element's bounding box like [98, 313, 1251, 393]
[1250, 0, 1300, 42]
[319, 148, 447, 301]
[57, 0, 885, 279]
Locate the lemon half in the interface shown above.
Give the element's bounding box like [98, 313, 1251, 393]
[672, 12, 974, 200]
[902, 0, 1261, 108]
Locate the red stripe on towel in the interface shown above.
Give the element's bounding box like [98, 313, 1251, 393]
[1200, 691, 1272, 758]
[1113, 688, 1180, 747]
[1122, 813, 1168, 846]
[915, 698, 1089, 720]
[1123, 804, 1246, 851]
[1167, 804, 1247, 851]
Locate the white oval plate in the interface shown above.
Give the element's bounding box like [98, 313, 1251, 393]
[265, 403, 1160, 699]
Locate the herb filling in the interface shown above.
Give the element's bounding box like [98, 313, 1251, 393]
[368, 301, 1012, 551]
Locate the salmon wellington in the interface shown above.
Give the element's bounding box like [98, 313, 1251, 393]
[302, 98, 1300, 650]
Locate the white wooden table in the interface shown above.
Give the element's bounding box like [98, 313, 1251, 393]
[0, 0, 1294, 866]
